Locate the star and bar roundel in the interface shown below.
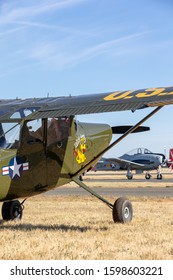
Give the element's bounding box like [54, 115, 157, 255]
[2, 156, 29, 179]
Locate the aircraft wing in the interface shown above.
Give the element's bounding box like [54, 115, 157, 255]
[0, 86, 173, 120]
[108, 157, 145, 169]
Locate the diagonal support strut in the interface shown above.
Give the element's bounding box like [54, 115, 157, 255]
[72, 177, 113, 209]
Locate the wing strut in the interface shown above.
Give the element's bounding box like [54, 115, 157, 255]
[72, 177, 113, 209]
[71, 106, 163, 177]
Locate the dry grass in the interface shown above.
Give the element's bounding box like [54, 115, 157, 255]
[0, 194, 172, 260]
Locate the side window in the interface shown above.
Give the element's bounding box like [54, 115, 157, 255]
[26, 119, 43, 143]
[0, 122, 20, 149]
[0, 123, 6, 148]
[47, 117, 70, 146]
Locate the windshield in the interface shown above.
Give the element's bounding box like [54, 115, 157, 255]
[125, 147, 152, 156]
[0, 122, 21, 149]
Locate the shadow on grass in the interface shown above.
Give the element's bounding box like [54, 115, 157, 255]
[0, 220, 108, 232]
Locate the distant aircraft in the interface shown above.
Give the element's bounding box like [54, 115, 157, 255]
[93, 147, 165, 180]
[168, 148, 173, 169]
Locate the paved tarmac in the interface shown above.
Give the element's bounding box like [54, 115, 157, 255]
[46, 186, 173, 197]
[45, 171, 173, 198]
[84, 178, 173, 183]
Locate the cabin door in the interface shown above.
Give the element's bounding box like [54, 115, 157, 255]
[18, 119, 47, 193]
[46, 117, 71, 187]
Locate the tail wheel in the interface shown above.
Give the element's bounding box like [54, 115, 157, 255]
[112, 197, 133, 223]
[2, 200, 23, 221]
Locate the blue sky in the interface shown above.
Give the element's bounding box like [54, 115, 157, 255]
[0, 0, 173, 157]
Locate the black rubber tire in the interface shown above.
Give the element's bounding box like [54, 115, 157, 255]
[112, 197, 133, 223]
[157, 174, 162, 180]
[1, 201, 11, 221]
[2, 200, 23, 221]
[145, 174, 151, 180]
[9, 200, 23, 220]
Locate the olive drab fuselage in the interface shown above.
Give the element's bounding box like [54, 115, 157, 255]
[0, 117, 112, 201]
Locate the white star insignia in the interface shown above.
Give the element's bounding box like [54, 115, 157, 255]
[9, 157, 22, 178]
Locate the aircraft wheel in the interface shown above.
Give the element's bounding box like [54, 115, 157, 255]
[127, 174, 133, 180]
[145, 173, 151, 180]
[2, 200, 23, 221]
[112, 197, 133, 223]
[1, 202, 11, 221]
[157, 174, 162, 180]
[10, 200, 23, 220]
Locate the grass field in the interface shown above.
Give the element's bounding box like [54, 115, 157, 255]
[0, 171, 173, 260]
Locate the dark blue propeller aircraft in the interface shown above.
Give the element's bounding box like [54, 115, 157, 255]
[93, 147, 165, 180]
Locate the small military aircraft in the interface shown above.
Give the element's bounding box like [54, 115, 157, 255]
[0, 86, 173, 224]
[168, 148, 173, 169]
[93, 147, 165, 180]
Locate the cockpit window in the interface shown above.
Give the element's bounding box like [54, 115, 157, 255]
[26, 119, 43, 143]
[144, 148, 152, 154]
[125, 147, 152, 156]
[0, 122, 20, 149]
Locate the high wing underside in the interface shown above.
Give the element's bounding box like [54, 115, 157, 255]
[0, 86, 173, 120]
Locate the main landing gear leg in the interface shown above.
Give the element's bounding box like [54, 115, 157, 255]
[72, 177, 133, 223]
[1, 199, 26, 221]
[157, 166, 162, 180]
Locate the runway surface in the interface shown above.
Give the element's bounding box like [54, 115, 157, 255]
[46, 186, 173, 197]
[45, 171, 173, 197]
[84, 178, 173, 183]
